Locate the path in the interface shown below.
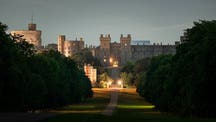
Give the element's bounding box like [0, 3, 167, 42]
[102, 67, 120, 116]
[101, 89, 119, 116]
[109, 67, 120, 82]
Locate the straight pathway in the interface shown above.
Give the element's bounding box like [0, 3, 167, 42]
[101, 89, 119, 116]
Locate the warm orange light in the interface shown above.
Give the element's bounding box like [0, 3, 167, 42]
[118, 80, 122, 85]
[109, 58, 113, 63]
[108, 81, 112, 85]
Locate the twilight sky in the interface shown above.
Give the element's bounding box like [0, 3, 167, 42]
[1, 0, 216, 46]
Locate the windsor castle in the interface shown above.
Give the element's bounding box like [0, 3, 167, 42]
[58, 34, 176, 67]
[93, 34, 176, 66]
[10, 23, 176, 67]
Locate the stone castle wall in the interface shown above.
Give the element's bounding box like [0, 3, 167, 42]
[131, 45, 176, 60]
[94, 34, 176, 66]
[58, 35, 84, 57]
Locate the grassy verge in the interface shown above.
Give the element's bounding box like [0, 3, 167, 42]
[41, 88, 111, 122]
[41, 88, 216, 122]
[53, 88, 110, 112]
[113, 88, 216, 122]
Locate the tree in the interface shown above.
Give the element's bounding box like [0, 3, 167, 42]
[134, 58, 151, 86]
[169, 20, 216, 117]
[98, 72, 113, 88]
[137, 20, 216, 117]
[71, 48, 101, 68]
[0, 22, 93, 111]
[121, 61, 134, 73]
[120, 72, 133, 87]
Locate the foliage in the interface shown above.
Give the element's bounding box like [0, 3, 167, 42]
[140, 55, 173, 111]
[133, 58, 151, 86]
[120, 72, 133, 87]
[71, 48, 104, 83]
[137, 20, 216, 117]
[98, 72, 113, 88]
[120, 61, 134, 73]
[71, 48, 101, 68]
[0, 22, 93, 111]
[120, 58, 151, 86]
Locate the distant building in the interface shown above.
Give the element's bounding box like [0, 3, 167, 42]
[84, 64, 97, 86]
[93, 34, 176, 66]
[57, 35, 84, 57]
[10, 23, 42, 49]
[131, 44, 176, 59]
[131, 40, 151, 45]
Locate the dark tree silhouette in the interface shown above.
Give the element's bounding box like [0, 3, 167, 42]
[0, 22, 93, 112]
[137, 20, 216, 117]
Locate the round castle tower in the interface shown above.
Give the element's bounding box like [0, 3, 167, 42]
[10, 23, 42, 48]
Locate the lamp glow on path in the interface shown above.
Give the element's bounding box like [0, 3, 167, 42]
[117, 80, 122, 85]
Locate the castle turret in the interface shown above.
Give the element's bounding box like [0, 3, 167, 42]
[79, 37, 84, 49]
[120, 34, 131, 46]
[58, 35, 65, 54]
[100, 34, 111, 49]
[120, 34, 132, 65]
[28, 23, 36, 31]
[99, 34, 111, 66]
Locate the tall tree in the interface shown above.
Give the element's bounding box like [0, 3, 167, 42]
[137, 20, 216, 117]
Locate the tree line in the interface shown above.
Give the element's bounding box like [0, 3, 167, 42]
[136, 20, 216, 117]
[120, 58, 151, 87]
[0, 22, 93, 112]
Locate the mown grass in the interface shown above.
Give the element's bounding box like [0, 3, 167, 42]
[114, 88, 216, 122]
[41, 88, 216, 122]
[49, 88, 111, 113]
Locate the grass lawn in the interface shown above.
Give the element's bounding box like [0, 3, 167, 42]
[41, 88, 216, 122]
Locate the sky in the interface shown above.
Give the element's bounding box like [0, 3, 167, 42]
[0, 0, 216, 46]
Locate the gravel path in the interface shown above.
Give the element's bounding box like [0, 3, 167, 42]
[101, 89, 119, 116]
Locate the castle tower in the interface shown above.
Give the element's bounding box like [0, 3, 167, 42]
[99, 34, 111, 66]
[28, 16, 37, 31]
[58, 35, 65, 54]
[120, 34, 131, 65]
[100, 34, 111, 49]
[79, 37, 84, 49]
[28, 23, 36, 31]
[10, 23, 42, 48]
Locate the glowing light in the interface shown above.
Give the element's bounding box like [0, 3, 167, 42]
[109, 57, 113, 63]
[108, 81, 112, 85]
[118, 80, 122, 85]
[113, 61, 118, 67]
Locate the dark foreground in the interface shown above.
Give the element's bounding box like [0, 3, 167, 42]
[1, 88, 216, 122]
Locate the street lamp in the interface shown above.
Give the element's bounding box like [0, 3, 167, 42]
[109, 57, 113, 63]
[118, 80, 123, 88]
[117, 80, 122, 85]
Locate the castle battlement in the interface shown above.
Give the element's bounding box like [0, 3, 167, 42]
[94, 34, 176, 66]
